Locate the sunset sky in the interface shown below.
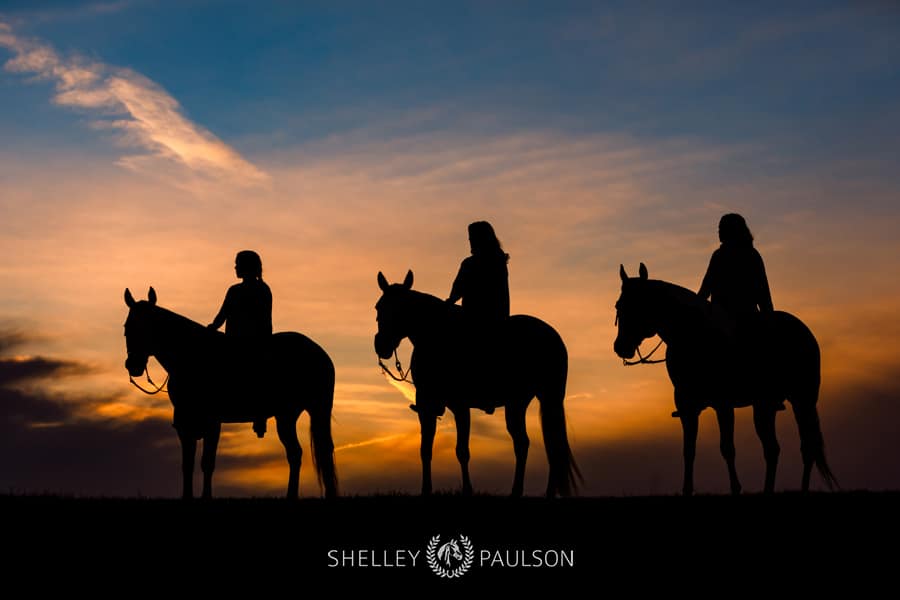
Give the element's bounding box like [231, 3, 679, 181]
[1, 1, 899, 497]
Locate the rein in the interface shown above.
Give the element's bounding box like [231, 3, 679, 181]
[129, 367, 169, 395]
[379, 349, 412, 383]
[623, 338, 666, 366]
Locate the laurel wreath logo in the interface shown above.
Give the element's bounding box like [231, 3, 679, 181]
[425, 534, 474, 578]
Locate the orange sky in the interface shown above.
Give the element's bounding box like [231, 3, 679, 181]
[2, 129, 899, 496]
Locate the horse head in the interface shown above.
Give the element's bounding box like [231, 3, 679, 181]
[613, 263, 657, 360]
[437, 540, 462, 566]
[374, 270, 414, 360]
[123, 287, 158, 377]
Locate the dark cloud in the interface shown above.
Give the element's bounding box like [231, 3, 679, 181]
[0, 329, 27, 354]
[0, 402, 180, 497]
[0, 355, 92, 385]
[0, 330, 180, 496]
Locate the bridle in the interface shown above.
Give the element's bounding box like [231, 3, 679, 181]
[379, 348, 411, 383]
[129, 364, 169, 394]
[616, 308, 666, 366]
[622, 338, 666, 366]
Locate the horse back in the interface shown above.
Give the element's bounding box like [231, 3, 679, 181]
[170, 330, 335, 427]
[410, 313, 567, 398]
[668, 309, 819, 409]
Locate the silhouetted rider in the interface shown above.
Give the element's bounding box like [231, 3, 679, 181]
[208, 249, 273, 437]
[444, 221, 511, 414]
[447, 220, 511, 325]
[698, 214, 780, 408]
[698, 213, 773, 323]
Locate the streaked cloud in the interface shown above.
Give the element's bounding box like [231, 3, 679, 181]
[0, 20, 268, 188]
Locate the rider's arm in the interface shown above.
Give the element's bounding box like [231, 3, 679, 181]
[697, 252, 718, 300]
[208, 289, 232, 330]
[755, 251, 774, 312]
[447, 262, 467, 304]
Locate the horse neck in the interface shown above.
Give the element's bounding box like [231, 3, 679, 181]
[150, 306, 208, 372]
[405, 290, 454, 347]
[647, 280, 707, 346]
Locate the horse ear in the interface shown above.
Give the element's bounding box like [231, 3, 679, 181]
[619, 264, 628, 282]
[639, 263, 648, 280]
[124, 288, 136, 308]
[148, 287, 157, 305]
[377, 272, 389, 292]
[402, 270, 413, 289]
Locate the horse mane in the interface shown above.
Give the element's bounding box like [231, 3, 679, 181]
[146, 302, 212, 336]
[407, 288, 462, 318]
[647, 279, 708, 311]
[645, 278, 733, 336]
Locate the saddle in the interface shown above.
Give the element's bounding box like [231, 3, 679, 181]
[692, 310, 784, 413]
[410, 317, 509, 416]
[214, 335, 276, 428]
[459, 317, 510, 413]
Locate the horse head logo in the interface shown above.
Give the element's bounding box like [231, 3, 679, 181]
[426, 534, 474, 578]
[437, 540, 463, 567]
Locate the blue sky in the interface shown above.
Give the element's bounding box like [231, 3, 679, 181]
[3, 1, 898, 156]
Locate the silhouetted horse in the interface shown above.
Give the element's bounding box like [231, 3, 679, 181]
[123, 287, 337, 499]
[374, 271, 580, 497]
[613, 264, 836, 495]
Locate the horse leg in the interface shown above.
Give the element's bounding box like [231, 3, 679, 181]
[276, 415, 302, 500]
[505, 402, 529, 498]
[716, 407, 741, 495]
[680, 411, 699, 496]
[753, 404, 780, 494]
[418, 409, 437, 496]
[177, 429, 196, 500]
[200, 422, 221, 500]
[454, 408, 473, 496]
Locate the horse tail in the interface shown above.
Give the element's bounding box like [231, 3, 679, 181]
[789, 322, 838, 491]
[794, 401, 839, 491]
[309, 362, 338, 498]
[538, 344, 582, 497]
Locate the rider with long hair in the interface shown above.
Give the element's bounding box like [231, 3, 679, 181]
[208, 250, 273, 437]
[445, 221, 512, 413]
[698, 213, 773, 322]
[447, 221, 510, 323]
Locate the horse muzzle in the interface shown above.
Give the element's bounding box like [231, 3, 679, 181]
[374, 333, 397, 360]
[613, 338, 637, 360]
[125, 357, 147, 378]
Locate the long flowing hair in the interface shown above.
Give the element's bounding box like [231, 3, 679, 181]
[718, 214, 754, 247]
[468, 221, 510, 263]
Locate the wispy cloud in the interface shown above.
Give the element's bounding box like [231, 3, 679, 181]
[0, 20, 268, 188]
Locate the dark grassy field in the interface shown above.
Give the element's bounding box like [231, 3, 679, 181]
[3, 492, 896, 589]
